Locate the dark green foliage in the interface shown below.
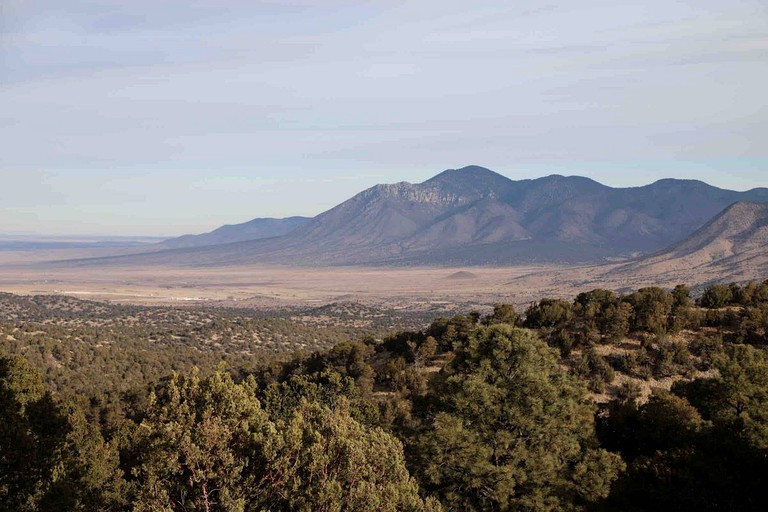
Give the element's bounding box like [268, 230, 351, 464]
[653, 338, 694, 378]
[0, 354, 66, 510]
[413, 326, 624, 511]
[130, 369, 274, 510]
[549, 327, 575, 356]
[737, 303, 768, 344]
[381, 331, 426, 359]
[689, 334, 725, 368]
[672, 284, 693, 309]
[425, 313, 479, 352]
[128, 369, 439, 512]
[573, 289, 623, 343]
[700, 284, 734, 308]
[302, 340, 377, 394]
[0, 354, 125, 511]
[599, 390, 703, 461]
[264, 399, 441, 512]
[600, 344, 768, 512]
[575, 289, 618, 311]
[602, 302, 633, 341]
[524, 298, 573, 329]
[40, 405, 127, 511]
[5, 281, 768, 511]
[484, 303, 518, 326]
[381, 356, 426, 394]
[621, 348, 653, 380]
[732, 281, 761, 306]
[575, 347, 616, 393]
[261, 369, 371, 424]
[675, 344, 768, 449]
[412, 335, 438, 369]
[624, 287, 673, 334]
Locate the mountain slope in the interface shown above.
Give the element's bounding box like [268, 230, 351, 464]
[610, 201, 768, 281]
[60, 166, 768, 267]
[159, 216, 310, 250]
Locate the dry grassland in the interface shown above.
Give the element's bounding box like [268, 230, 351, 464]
[0, 248, 558, 309]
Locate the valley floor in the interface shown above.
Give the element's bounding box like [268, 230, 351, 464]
[1, 243, 765, 310]
[0, 256, 555, 310]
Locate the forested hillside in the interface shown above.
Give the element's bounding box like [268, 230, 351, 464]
[2, 281, 768, 511]
[0, 293, 434, 400]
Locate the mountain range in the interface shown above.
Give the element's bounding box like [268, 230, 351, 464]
[72, 166, 768, 268]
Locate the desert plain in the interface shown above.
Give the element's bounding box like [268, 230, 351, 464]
[0, 249, 548, 309]
[2, 241, 751, 312]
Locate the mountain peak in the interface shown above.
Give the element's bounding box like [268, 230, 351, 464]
[530, 174, 605, 188]
[423, 166, 514, 198]
[645, 177, 715, 191]
[426, 165, 506, 184]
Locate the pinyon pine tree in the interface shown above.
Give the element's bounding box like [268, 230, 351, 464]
[414, 325, 624, 511]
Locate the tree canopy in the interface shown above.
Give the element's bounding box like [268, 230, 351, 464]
[413, 325, 624, 511]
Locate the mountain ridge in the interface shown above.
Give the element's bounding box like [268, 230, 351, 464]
[615, 201, 768, 270]
[54, 166, 768, 268]
[158, 216, 311, 250]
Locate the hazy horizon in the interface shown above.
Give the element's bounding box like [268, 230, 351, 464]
[2, 1, 766, 236]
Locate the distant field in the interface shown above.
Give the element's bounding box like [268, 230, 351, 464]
[2, 244, 764, 310]
[0, 264, 553, 311]
[0, 245, 569, 308]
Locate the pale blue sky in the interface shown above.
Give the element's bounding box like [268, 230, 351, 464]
[1, 0, 766, 236]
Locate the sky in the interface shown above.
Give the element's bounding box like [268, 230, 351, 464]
[1, 0, 767, 236]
